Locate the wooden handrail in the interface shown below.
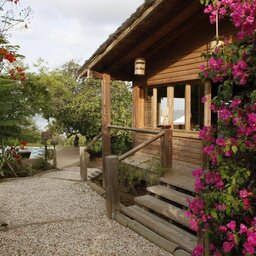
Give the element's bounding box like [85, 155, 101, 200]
[85, 132, 102, 150]
[118, 131, 165, 161]
[108, 125, 160, 134]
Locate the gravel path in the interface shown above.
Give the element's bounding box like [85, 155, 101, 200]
[0, 167, 172, 256]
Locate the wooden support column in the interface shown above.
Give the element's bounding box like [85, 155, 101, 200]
[105, 155, 119, 219]
[167, 86, 174, 128]
[102, 73, 111, 157]
[204, 79, 212, 126]
[102, 73, 111, 188]
[160, 126, 172, 169]
[132, 84, 144, 128]
[185, 84, 191, 131]
[152, 88, 157, 128]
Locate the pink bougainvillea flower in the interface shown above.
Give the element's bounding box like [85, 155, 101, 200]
[189, 218, 199, 231]
[216, 204, 226, 211]
[199, 126, 214, 142]
[247, 113, 256, 128]
[219, 108, 232, 120]
[239, 223, 248, 235]
[223, 241, 235, 253]
[192, 168, 204, 178]
[216, 138, 226, 146]
[243, 198, 251, 210]
[192, 244, 204, 256]
[227, 220, 236, 231]
[219, 225, 228, 232]
[231, 98, 241, 108]
[239, 189, 249, 198]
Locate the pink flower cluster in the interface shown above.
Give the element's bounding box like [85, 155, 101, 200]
[217, 219, 256, 254]
[204, 0, 256, 39]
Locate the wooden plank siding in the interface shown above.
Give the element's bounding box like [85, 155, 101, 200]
[134, 133, 161, 158]
[147, 45, 207, 85]
[133, 131, 202, 175]
[172, 131, 202, 174]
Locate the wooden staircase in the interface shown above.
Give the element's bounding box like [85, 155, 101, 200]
[120, 173, 197, 255]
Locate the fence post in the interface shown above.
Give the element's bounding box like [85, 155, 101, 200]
[104, 155, 119, 219]
[53, 146, 57, 169]
[160, 125, 172, 169]
[80, 147, 89, 181]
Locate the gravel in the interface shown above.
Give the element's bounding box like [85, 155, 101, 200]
[0, 167, 172, 256]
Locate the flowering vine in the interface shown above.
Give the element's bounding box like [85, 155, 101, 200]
[187, 0, 256, 255]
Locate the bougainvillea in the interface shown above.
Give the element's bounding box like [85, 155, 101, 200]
[187, 0, 256, 255]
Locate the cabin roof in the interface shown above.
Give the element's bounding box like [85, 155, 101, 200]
[79, 0, 206, 81]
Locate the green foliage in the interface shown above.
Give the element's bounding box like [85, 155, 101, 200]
[0, 77, 33, 140]
[119, 158, 169, 193]
[119, 162, 147, 193]
[27, 60, 133, 156]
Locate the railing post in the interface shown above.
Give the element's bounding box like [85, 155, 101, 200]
[80, 147, 89, 181]
[160, 125, 172, 169]
[104, 155, 119, 219]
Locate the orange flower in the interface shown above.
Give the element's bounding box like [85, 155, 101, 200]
[5, 52, 16, 63]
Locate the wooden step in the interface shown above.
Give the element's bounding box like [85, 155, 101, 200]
[147, 185, 194, 207]
[134, 195, 190, 228]
[159, 174, 195, 192]
[174, 249, 191, 256]
[121, 204, 196, 253]
[88, 169, 102, 180]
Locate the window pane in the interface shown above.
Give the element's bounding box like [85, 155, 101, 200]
[157, 87, 168, 125]
[173, 84, 185, 129]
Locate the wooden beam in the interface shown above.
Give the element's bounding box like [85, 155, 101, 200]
[152, 88, 157, 128]
[167, 86, 174, 128]
[204, 79, 211, 126]
[119, 131, 165, 161]
[102, 73, 111, 167]
[185, 84, 191, 131]
[109, 125, 160, 134]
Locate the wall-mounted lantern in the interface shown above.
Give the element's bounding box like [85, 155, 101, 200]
[210, 39, 224, 51]
[134, 58, 146, 75]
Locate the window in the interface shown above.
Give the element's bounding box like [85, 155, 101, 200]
[143, 80, 205, 130]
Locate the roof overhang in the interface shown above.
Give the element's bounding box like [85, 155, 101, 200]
[78, 0, 208, 81]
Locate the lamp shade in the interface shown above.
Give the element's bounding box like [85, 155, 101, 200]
[210, 40, 224, 51]
[134, 58, 146, 75]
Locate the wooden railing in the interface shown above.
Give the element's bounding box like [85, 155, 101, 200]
[80, 132, 102, 181]
[104, 125, 172, 219]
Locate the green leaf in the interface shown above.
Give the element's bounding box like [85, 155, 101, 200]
[210, 209, 218, 219]
[231, 145, 238, 154]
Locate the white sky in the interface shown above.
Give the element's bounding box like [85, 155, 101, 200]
[11, 0, 144, 69]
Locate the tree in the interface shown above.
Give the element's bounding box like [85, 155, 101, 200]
[28, 60, 133, 153]
[0, 0, 32, 175]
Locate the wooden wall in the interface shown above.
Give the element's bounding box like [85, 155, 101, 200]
[147, 44, 207, 85]
[172, 130, 202, 175]
[134, 133, 160, 159]
[133, 130, 202, 175]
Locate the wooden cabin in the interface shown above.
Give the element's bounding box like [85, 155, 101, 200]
[79, 0, 234, 254]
